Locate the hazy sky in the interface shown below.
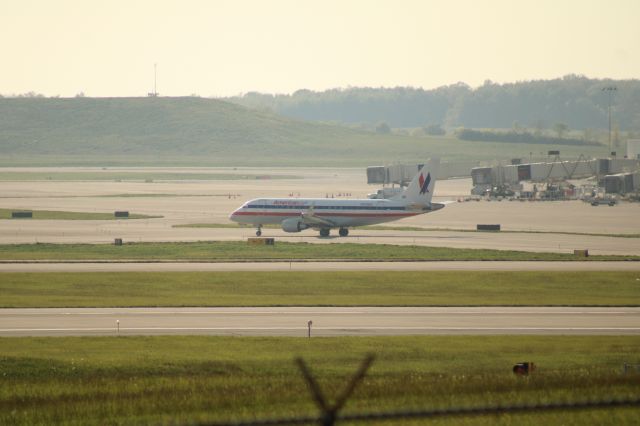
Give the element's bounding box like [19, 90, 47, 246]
[3, 0, 639, 97]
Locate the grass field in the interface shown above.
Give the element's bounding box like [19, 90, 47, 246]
[1, 335, 638, 425]
[0, 98, 608, 167]
[0, 241, 637, 261]
[1, 271, 638, 307]
[1, 140, 607, 167]
[0, 209, 160, 220]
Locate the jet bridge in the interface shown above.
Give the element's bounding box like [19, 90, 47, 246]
[470, 156, 640, 195]
[367, 161, 478, 186]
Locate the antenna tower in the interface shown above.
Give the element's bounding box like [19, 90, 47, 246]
[148, 63, 158, 97]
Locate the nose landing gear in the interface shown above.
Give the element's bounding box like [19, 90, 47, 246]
[256, 225, 262, 237]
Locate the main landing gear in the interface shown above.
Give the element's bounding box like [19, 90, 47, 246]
[319, 227, 349, 237]
[256, 225, 262, 237]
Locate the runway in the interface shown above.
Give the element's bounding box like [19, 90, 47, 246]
[2, 307, 639, 336]
[1, 260, 639, 272]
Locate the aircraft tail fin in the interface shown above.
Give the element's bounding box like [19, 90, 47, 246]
[391, 158, 440, 207]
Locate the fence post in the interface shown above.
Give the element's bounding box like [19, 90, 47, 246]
[295, 354, 375, 426]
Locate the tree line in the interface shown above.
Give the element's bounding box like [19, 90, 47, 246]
[456, 129, 599, 146]
[227, 75, 640, 132]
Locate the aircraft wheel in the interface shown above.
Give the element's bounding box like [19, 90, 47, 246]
[319, 228, 330, 237]
[339, 227, 349, 237]
[256, 229, 262, 237]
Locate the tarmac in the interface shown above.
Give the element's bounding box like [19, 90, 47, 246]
[1, 168, 638, 338]
[0, 167, 638, 255]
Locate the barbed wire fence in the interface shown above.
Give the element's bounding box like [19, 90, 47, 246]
[197, 354, 640, 426]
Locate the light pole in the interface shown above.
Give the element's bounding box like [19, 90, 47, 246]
[602, 86, 617, 156]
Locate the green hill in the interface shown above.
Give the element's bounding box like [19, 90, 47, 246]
[0, 97, 606, 166]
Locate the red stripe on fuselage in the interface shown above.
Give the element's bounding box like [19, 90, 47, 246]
[231, 211, 419, 218]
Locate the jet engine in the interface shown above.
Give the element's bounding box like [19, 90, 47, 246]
[281, 217, 309, 233]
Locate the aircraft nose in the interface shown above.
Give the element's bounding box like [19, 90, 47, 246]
[229, 209, 239, 222]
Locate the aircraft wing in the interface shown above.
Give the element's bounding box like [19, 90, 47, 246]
[407, 201, 450, 212]
[428, 202, 447, 212]
[300, 206, 336, 227]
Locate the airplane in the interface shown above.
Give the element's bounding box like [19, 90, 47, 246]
[229, 158, 444, 237]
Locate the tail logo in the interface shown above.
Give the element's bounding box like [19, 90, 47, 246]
[418, 172, 431, 194]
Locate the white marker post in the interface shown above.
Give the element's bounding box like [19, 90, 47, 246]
[307, 320, 313, 338]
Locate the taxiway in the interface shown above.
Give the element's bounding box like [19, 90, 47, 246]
[1, 307, 638, 337]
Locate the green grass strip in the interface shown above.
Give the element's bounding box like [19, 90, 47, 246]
[0, 208, 161, 220]
[1, 336, 639, 425]
[175, 222, 640, 238]
[0, 241, 637, 260]
[359, 225, 640, 238]
[1, 271, 638, 307]
[362, 225, 640, 238]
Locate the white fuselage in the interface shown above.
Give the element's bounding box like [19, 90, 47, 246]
[229, 158, 443, 235]
[229, 198, 423, 228]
